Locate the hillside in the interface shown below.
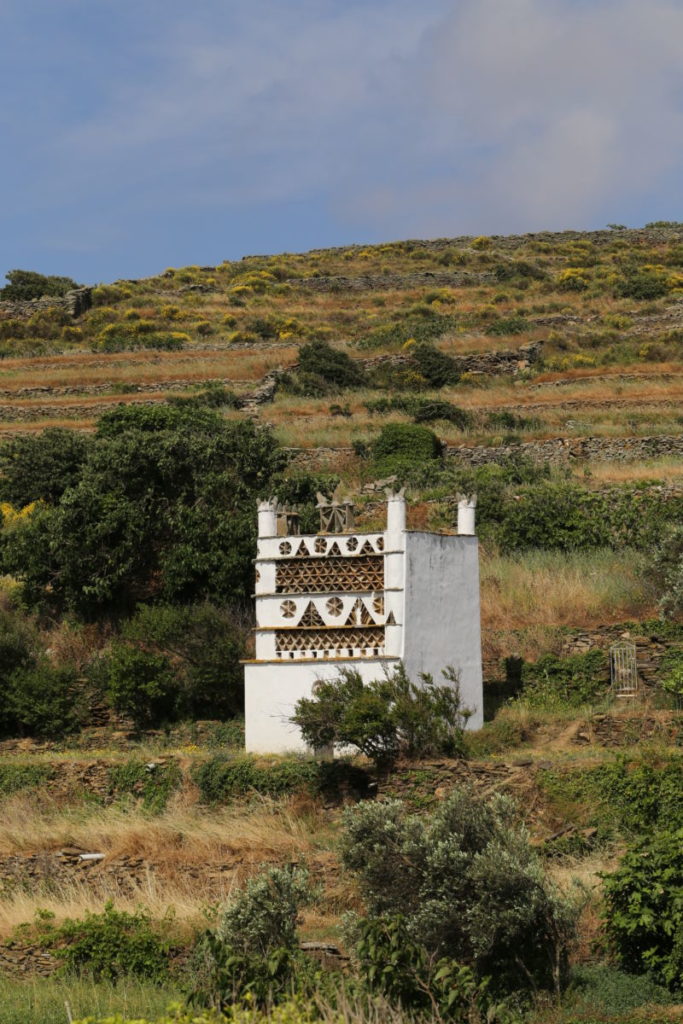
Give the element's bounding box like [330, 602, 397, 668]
[1, 227, 683, 1023]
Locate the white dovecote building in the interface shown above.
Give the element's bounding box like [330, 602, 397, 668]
[244, 492, 483, 753]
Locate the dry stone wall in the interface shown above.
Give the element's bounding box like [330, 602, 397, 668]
[0, 287, 92, 320]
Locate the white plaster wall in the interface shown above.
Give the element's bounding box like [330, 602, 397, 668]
[401, 533, 483, 730]
[244, 657, 400, 753]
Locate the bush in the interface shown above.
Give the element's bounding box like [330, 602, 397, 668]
[122, 603, 247, 721]
[37, 903, 172, 982]
[372, 422, 441, 467]
[341, 789, 578, 997]
[291, 664, 471, 768]
[108, 759, 183, 813]
[486, 315, 528, 336]
[519, 650, 608, 710]
[294, 340, 365, 394]
[4, 662, 83, 739]
[355, 915, 490, 1022]
[192, 756, 319, 803]
[410, 343, 460, 387]
[616, 270, 670, 300]
[602, 828, 683, 988]
[96, 644, 181, 731]
[190, 867, 314, 1009]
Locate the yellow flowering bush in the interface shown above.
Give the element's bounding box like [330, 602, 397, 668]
[0, 501, 36, 527]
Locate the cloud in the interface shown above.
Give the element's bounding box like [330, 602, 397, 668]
[349, 0, 683, 234]
[4, 0, 683, 279]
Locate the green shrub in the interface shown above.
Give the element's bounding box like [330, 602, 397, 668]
[190, 867, 314, 1009]
[602, 828, 683, 988]
[192, 756, 319, 803]
[38, 903, 172, 982]
[291, 664, 471, 768]
[295, 340, 365, 394]
[616, 270, 670, 300]
[537, 755, 683, 835]
[122, 603, 247, 722]
[372, 422, 442, 464]
[355, 915, 490, 1022]
[410, 343, 460, 387]
[0, 763, 53, 795]
[0, 428, 92, 505]
[108, 759, 183, 813]
[341, 789, 578, 997]
[4, 662, 83, 739]
[96, 644, 180, 731]
[365, 395, 472, 429]
[519, 650, 608, 710]
[567, 964, 677, 1014]
[486, 315, 528, 336]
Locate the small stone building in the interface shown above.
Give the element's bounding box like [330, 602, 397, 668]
[244, 492, 483, 753]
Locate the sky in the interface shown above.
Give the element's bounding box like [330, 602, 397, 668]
[2, 0, 683, 283]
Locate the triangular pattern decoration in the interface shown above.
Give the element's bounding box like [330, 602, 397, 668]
[386, 611, 396, 625]
[327, 541, 343, 556]
[298, 601, 326, 627]
[360, 540, 375, 555]
[294, 540, 308, 557]
[345, 598, 375, 626]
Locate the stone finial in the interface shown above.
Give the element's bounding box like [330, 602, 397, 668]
[457, 493, 477, 536]
[257, 499, 278, 538]
[385, 488, 406, 535]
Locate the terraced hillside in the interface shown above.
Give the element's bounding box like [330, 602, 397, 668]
[2, 229, 683, 1023]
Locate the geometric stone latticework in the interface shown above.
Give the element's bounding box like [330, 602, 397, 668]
[344, 598, 376, 625]
[275, 555, 384, 594]
[275, 626, 385, 654]
[298, 601, 326, 627]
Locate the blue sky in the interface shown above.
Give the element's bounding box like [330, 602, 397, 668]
[2, 0, 683, 284]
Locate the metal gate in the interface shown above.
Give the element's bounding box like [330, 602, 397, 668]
[610, 641, 638, 698]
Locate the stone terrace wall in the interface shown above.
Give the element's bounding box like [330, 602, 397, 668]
[0, 287, 92, 320]
[446, 433, 683, 466]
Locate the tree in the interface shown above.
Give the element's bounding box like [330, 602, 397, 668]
[0, 429, 92, 506]
[0, 269, 78, 301]
[122, 602, 247, 720]
[340, 789, 579, 997]
[2, 409, 288, 617]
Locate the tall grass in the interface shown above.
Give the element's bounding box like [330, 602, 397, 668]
[480, 548, 654, 630]
[0, 975, 178, 1024]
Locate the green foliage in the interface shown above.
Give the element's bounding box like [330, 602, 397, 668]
[653, 524, 683, 618]
[537, 755, 683, 835]
[2, 411, 287, 617]
[410, 343, 460, 387]
[519, 650, 608, 710]
[616, 270, 670, 300]
[3, 662, 83, 739]
[341, 789, 578, 997]
[0, 269, 78, 301]
[37, 903, 172, 982]
[567, 964, 678, 1015]
[289, 339, 365, 395]
[0, 763, 53, 795]
[486, 315, 528, 336]
[193, 755, 370, 805]
[95, 644, 180, 731]
[190, 867, 313, 1009]
[372, 422, 441, 465]
[291, 664, 471, 768]
[192, 756, 319, 803]
[122, 603, 247, 721]
[355, 915, 490, 1022]
[602, 828, 683, 989]
[0, 429, 92, 506]
[365, 395, 472, 429]
[108, 759, 183, 813]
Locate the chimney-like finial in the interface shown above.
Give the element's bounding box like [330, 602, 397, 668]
[457, 493, 477, 536]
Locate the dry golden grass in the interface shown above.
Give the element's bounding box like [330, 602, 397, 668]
[578, 457, 683, 484]
[0, 792, 328, 935]
[480, 548, 654, 630]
